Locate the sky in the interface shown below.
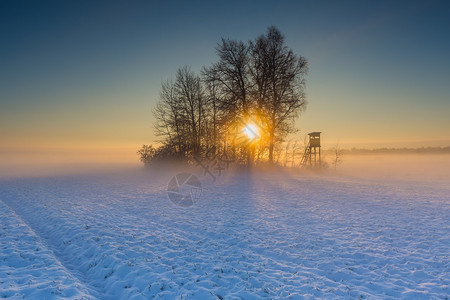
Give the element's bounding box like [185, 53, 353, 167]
[1, 0, 450, 168]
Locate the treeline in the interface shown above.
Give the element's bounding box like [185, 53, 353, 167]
[338, 147, 450, 155]
[138, 26, 308, 166]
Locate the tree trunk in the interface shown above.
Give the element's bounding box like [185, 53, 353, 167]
[268, 128, 275, 164]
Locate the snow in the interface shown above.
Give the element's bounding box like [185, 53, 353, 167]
[0, 167, 449, 299]
[0, 199, 92, 299]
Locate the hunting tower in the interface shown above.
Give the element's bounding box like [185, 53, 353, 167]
[300, 132, 321, 167]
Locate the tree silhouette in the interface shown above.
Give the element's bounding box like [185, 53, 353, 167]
[146, 27, 308, 166]
[251, 26, 308, 163]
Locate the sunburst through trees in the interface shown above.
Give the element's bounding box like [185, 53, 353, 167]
[140, 26, 308, 166]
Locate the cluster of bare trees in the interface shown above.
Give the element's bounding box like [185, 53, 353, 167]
[141, 27, 308, 166]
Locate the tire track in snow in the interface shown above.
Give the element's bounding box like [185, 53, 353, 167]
[0, 198, 97, 299]
[0, 185, 104, 299]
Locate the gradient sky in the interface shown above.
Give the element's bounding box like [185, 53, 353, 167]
[1, 0, 449, 162]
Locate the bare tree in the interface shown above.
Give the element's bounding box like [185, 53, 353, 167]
[210, 38, 251, 116]
[250, 26, 308, 164]
[203, 38, 254, 164]
[283, 139, 292, 167]
[137, 144, 156, 166]
[153, 67, 205, 160]
[174, 66, 204, 156]
[203, 78, 223, 151]
[291, 140, 303, 167]
[332, 143, 343, 170]
[153, 79, 185, 157]
[147, 27, 309, 168]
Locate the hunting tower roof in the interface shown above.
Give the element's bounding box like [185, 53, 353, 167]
[308, 132, 321, 137]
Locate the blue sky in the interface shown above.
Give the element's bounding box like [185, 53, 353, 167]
[1, 0, 449, 153]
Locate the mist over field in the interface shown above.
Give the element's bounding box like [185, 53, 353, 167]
[338, 153, 450, 184]
[2, 147, 449, 185]
[1, 152, 449, 299]
[0, 146, 139, 179]
[1, 1, 450, 298]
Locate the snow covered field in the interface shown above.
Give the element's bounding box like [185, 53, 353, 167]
[0, 165, 449, 299]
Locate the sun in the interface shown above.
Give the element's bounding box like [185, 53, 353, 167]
[242, 124, 259, 140]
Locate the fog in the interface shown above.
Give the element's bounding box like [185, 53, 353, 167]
[1, 147, 450, 188]
[0, 147, 139, 179]
[337, 153, 450, 185]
